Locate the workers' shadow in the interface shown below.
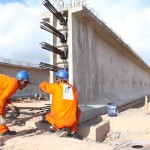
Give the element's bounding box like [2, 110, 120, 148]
[0, 128, 37, 144]
[0, 119, 52, 145]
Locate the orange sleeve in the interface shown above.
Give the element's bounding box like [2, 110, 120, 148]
[0, 80, 18, 115]
[39, 81, 55, 95]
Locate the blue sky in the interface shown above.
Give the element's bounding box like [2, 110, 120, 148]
[0, 0, 150, 66]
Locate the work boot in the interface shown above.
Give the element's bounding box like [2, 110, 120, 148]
[40, 114, 48, 123]
[42, 114, 46, 120]
[69, 132, 82, 139]
[49, 126, 56, 133]
[0, 130, 16, 136]
[70, 132, 78, 138]
[57, 128, 69, 137]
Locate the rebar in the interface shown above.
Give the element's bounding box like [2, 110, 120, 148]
[40, 42, 64, 56]
[40, 20, 67, 43]
[43, 0, 67, 25]
[39, 62, 61, 72]
[40, 42, 68, 59]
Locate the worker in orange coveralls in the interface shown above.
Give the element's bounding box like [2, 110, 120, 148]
[39, 69, 81, 137]
[0, 70, 31, 136]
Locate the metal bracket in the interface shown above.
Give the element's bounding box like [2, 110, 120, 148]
[60, 48, 68, 60]
[59, 17, 68, 26]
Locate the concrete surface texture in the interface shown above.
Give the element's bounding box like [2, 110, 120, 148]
[77, 119, 110, 142]
[70, 6, 150, 104]
[48, 5, 150, 122]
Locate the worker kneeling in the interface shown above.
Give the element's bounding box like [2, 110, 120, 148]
[39, 69, 81, 137]
[0, 70, 31, 136]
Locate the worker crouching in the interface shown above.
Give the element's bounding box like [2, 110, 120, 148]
[0, 70, 31, 136]
[39, 69, 81, 137]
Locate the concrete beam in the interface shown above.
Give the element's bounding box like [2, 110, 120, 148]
[77, 120, 110, 142]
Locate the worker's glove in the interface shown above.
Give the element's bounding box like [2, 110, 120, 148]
[8, 104, 20, 118]
[0, 115, 6, 125]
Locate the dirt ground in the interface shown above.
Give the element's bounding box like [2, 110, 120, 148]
[101, 100, 150, 148]
[0, 99, 150, 150]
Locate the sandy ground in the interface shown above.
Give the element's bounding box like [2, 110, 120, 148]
[0, 100, 112, 150]
[0, 122, 112, 150]
[0, 132, 112, 150]
[101, 101, 150, 148]
[0, 99, 150, 150]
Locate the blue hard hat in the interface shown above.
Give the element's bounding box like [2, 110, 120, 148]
[16, 70, 30, 83]
[56, 69, 69, 80]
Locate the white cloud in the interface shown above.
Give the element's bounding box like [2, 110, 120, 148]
[0, 1, 50, 64]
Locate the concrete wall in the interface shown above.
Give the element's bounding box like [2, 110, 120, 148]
[68, 6, 150, 121]
[46, 5, 150, 122]
[0, 62, 49, 98]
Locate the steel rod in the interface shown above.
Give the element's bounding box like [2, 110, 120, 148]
[40, 42, 64, 56]
[43, 0, 66, 25]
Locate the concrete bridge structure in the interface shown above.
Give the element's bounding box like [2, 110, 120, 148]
[42, 4, 150, 122]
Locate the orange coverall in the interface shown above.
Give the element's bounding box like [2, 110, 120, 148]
[39, 81, 81, 132]
[0, 74, 19, 134]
